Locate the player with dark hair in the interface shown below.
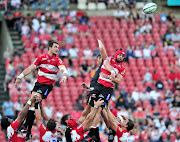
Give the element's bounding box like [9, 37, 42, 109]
[14, 40, 68, 140]
[0, 95, 41, 142]
[62, 99, 104, 142]
[34, 101, 60, 142]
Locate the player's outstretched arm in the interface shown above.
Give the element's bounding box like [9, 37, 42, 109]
[106, 104, 118, 132]
[101, 109, 110, 128]
[58, 65, 68, 83]
[16, 95, 40, 126]
[15, 64, 36, 88]
[97, 39, 108, 60]
[83, 99, 104, 132]
[79, 104, 91, 123]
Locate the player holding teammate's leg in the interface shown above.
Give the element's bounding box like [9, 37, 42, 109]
[14, 40, 68, 140]
[0, 95, 41, 142]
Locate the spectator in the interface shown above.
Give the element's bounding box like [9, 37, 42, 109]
[107, 0, 117, 9]
[14, 98, 23, 119]
[4, 9, 14, 28]
[152, 69, 161, 82]
[60, 8, 68, 19]
[117, 0, 126, 9]
[35, 8, 42, 18]
[167, 12, 175, 23]
[76, 9, 84, 20]
[2, 98, 15, 119]
[32, 17, 40, 32]
[113, 7, 124, 21]
[171, 78, 180, 92]
[67, 67, 78, 78]
[126, 0, 136, 9]
[155, 78, 164, 91]
[116, 97, 126, 108]
[79, 21, 89, 34]
[132, 87, 140, 101]
[65, 33, 73, 44]
[117, 107, 129, 118]
[3, 48, 12, 60]
[69, 45, 79, 59]
[143, 68, 152, 83]
[150, 89, 161, 103]
[125, 46, 134, 61]
[89, 60, 97, 78]
[169, 107, 179, 120]
[123, 8, 130, 20]
[139, 89, 151, 101]
[134, 46, 142, 58]
[140, 22, 152, 33]
[59, 45, 69, 59]
[74, 99, 84, 111]
[11, 0, 21, 10]
[80, 12, 90, 25]
[168, 69, 176, 83]
[143, 45, 151, 59]
[133, 107, 146, 123]
[13, 9, 21, 21]
[69, 7, 76, 21]
[21, 22, 30, 36]
[160, 10, 167, 24]
[171, 30, 180, 43]
[83, 46, 93, 59]
[55, 109, 63, 121]
[44, 103, 54, 118]
[79, 60, 90, 77]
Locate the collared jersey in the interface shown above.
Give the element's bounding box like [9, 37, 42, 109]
[33, 54, 64, 85]
[98, 56, 125, 88]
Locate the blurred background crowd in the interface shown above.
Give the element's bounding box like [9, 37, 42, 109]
[0, 0, 180, 142]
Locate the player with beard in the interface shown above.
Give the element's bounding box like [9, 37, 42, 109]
[0, 95, 41, 142]
[14, 40, 68, 140]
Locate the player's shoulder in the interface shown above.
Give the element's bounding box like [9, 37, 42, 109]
[121, 64, 125, 69]
[37, 53, 48, 59]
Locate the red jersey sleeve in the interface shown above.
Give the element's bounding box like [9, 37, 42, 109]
[33, 56, 41, 67]
[39, 123, 47, 135]
[116, 127, 129, 141]
[11, 120, 19, 130]
[56, 57, 64, 67]
[77, 125, 85, 135]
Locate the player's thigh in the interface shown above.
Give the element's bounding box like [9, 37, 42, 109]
[99, 88, 113, 103]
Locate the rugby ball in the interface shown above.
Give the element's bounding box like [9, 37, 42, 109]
[143, 3, 157, 14]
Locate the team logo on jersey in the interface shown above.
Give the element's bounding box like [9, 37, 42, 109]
[119, 128, 123, 132]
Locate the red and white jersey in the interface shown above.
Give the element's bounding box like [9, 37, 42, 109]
[71, 125, 86, 142]
[7, 120, 25, 142]
[33, 54, 64, 85]
[114, 127, 129, 142]
[98, 56, 125, 88]
[39, 123, 57, 142]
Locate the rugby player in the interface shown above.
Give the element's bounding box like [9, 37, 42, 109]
[14, 40, 68, 139]
[0, 95, 41, 142]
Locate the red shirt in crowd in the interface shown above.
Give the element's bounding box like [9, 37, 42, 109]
[152, 72, 161, 81]
[168, 72, 176, 81]
[79, 24, 89, 32]
[133, 111, 146, 119]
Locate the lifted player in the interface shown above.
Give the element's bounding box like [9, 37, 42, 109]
[14, 40, 68, 140]
[0, 95, 41, 142]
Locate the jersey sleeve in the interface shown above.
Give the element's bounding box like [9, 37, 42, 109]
[57, 57, 64, 66]
[77, 125, 85, 135]
[39, 123, 47, 135]
[11, 120, 19, 130]
[33, 56, 41, 67]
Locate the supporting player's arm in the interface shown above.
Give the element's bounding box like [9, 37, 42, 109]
[58, 65, 68, 83]
[97, 39, 108, 60]
[79, 104, 91, 123]
[35, 104, 43, 128]
[16, 95, 40, 126]
[106, 105, 118, 132]
[39, 101, 49, 125]
[83, 99, 104, 131]
[15, 64, 36, 87]
[101, 109, 110, 128]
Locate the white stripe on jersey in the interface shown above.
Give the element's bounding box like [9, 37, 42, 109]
[39, 64, 58, 72]
[38, 70, 57, 80]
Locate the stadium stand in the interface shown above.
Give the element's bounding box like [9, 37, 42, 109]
[0, 0, 180, 141]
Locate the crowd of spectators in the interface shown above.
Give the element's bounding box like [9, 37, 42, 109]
[1, 0, 180, 141]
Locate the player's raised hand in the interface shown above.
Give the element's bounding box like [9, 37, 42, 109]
[97, 39, 105, 49]
[60, 76, 67, 83]
[15, 78, 21, 88]
[94, 99, 104, 107]
[81, 82, 89, 89]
